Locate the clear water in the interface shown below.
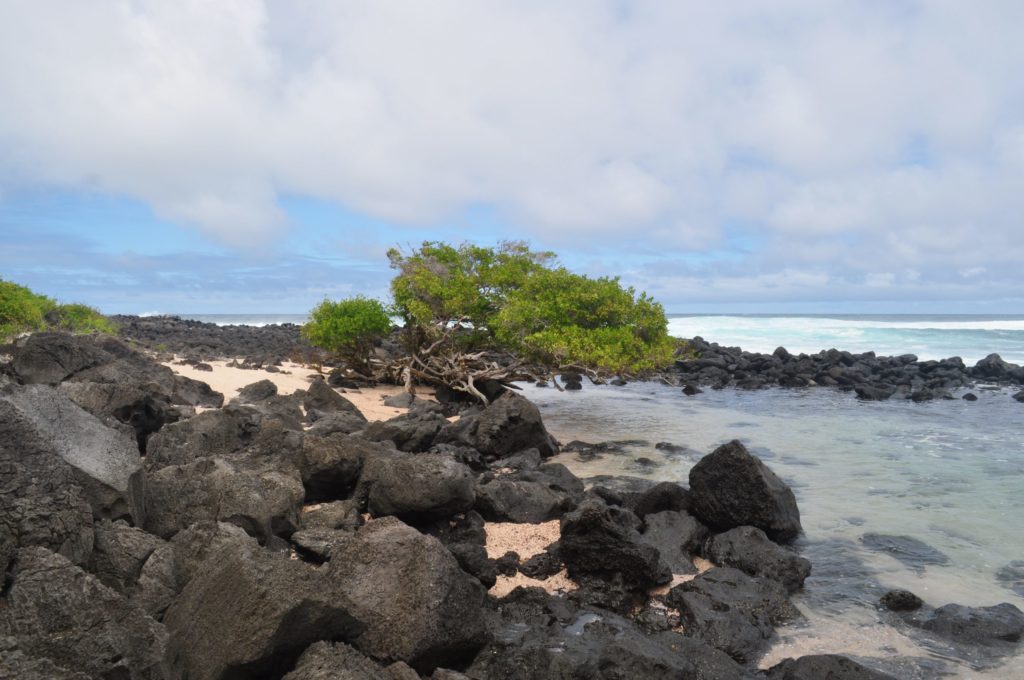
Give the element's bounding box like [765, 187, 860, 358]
[518, 381, 1024, 678]
[668, 315, 1024, 365]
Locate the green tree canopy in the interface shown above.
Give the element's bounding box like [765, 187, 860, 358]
[492, 268, 675, 373]
[302, 296, 393, 372]
[387, 241, 554, 330]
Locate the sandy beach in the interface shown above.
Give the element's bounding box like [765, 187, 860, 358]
[163, 358, 427, 422]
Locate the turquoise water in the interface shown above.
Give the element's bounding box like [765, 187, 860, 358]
[668, 315, 1024, 365]
[518, 381, 1024, 678]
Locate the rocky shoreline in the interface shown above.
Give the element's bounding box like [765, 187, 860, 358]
[2, 330, 1022, 678]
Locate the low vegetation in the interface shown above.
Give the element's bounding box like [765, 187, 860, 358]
[301, 296, 393, 374]
[0, 279, 115, 340]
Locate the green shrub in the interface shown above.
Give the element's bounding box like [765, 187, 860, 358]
[492, 268, 674, 373]
[302, 296, 393, 371]
[0, 280, 56, 339]
[51, 303, 117, 334]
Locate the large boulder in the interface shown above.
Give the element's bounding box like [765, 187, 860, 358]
[162, 540, 362, 680]
[144, 454, 304, 542]
[688, 440, 802, 542]
[282, 641, 391, 680]
[704, 526, 811, 592]
[637, 509, 707, 575]
[860, 533, 950, 571]
[468, 588, 752, 680]
[10, 332, 111, 384]
[972, 353, 1020, 381]
[475, 463, 585, 523]
[362, 410, 449, 452]
[0, 637, 92, 680]
[765, 655, 897, 679]
[666, 567, 800, 665]
[132, 521, 258, 619]
[87, 519, 166, 593]
[559, 498, 670, 590]
[298, 434, 393, 502]
[324, 517, 489, 671]
[440, 392, 557, 460]
[1, 383, 144, 523]
[303, 379, 366, 421]
[899, 602, 1024, 647]
[0, 547, 168, 680]
[143, 405, 261, 471]
[359, 453, 475, 523]
[59, 381, 182, 452]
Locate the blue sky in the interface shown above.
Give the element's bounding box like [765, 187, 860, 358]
[2, 2, 1024, 314]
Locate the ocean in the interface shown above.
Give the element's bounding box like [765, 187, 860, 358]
[179, 312, 1024, 676]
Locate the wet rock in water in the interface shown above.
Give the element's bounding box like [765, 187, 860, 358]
[860, 533, 951, 571]
[637, 510, 706, 574]
[854, 384, 897, 401]
[654, 441, 688, 454]
[282, 641, 392, 680]
[972, 353, 1021, 381]
[439, 391, 557, 459]
[87, 519, 166, 594]
[879, 589, 924, 612]
[475, 463, 584, 523]
[628, 481, 690, 518]
[704, 526, 811, 593]
[300, 499, 364, 532]
[144, 453, 304, 542]
[962, 392, 978, 401]
[559, 498, 671, 590]
[235, 378, 278, 403]
[0, 547, 168, 680]
[0, 383, 145, 524]
[163, 539, 362, 680]
[1013, 390, 1024, 402]
[324, 517, 488, 671]
[359, 452, 475, 523]
[893, 601, 1024, 667]
[688, 440, 802, 542]
[469, 595, 751, 680]
[304, 378, 366, 421]
[682, 384, 703, 395]
[765, 654, 898, 679]
[666, 566, 801, 665]
[995, 560, 1024, 596]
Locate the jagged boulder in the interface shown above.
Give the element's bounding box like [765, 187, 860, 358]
[637, 509, 707, 574]
[688, 440, 802, 542]
[704, 526, 811, 592]
[0, 547, 168, 680]
[559, 498, 670, 590]
[298, 433, 394, 502]
[475, 463, 584, 523]
[10, 332, 110, 384]
[765, 655, 897, 679]
[162, 540, 362, 680]
[362, 410, 449, 452]
[59, 381, 182, 452]
[88, 519, 166, 593]
[144, 454, 304, 542]
[304, 379, 366, 421]
[1, 383, 144, 523]
[667, 567, 800, 665]
[440, 391, 557, 459]
[360, 453, 476, 523]
[282, 641, 391, 680]
[144, 404, 262, 471]
[324, 517, 489, 671]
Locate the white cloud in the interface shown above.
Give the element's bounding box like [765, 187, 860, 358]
[1, 1, 1023, 303]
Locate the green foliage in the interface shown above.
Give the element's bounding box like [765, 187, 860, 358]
[492, 268, 674, 373]
[0, 280, 56, 339]
[0, 280, 114, 339]
[387, 241, 554, 330]
[302, 296, 392, 370]
[51, 303, 117, 334]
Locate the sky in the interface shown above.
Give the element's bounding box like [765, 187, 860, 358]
[2, 1, 1024, 315]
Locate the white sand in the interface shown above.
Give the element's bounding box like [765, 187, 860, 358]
[163, 358, 424, 421]
[484, 520, 578, 598]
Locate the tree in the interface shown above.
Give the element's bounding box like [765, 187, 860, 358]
[387, 240, 554, 336]
[302, 296, 393, 374]
[492, 268, 675, 373]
